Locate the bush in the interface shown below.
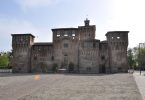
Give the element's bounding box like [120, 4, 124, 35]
[68, 62, 74, 72]
[52, 63, 58, 72]
[60, 62, 64, 69]
[0, 66, 8, 69]
[40, 63, 48, 73]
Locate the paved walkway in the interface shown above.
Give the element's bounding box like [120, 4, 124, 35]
[133, 71, 145, 100]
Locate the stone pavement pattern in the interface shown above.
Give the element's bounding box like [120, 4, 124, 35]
[0, 74, 143, 100]
[133, 71, 145, 100]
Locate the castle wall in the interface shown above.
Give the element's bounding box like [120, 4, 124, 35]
[31, 43, 54, 73]
[99, 42, 110, 73]
[79, 40, 100, 73]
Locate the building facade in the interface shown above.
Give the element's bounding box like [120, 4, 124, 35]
[11, 19, 129, 73]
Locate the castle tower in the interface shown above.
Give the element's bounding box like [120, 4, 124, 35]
[52, 28, 79, 70]
[84, 18, 90, 26]
[106, 31, 129, 73]
[11, 34, 35, 73]
[78, 19, 100, 73]
[78, 18, 96, 41]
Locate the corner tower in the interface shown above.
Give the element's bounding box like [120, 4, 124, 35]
[11, 34, 35, 73]
[106, 31, 129, 73]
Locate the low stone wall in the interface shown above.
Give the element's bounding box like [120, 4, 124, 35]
[0, 69, 12, 73]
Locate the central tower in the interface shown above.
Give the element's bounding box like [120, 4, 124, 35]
[78, 18, 96, 41]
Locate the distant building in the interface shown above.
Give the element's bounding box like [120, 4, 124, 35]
[11, 19, 129, 73]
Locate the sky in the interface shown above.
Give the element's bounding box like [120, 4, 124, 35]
[0, 0, 145, 51]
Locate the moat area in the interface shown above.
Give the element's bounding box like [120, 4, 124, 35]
[0, 73, 143, 100]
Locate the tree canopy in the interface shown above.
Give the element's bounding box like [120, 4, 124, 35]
[0, 52, 10, 68]
[128, 45, 145, 70]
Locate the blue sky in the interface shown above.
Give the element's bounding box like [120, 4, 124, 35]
[0, 0, 145, 51]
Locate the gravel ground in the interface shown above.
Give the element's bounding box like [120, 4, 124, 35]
[0, 73, 143, 100]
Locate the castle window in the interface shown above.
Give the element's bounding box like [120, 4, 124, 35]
[51, 56, 54, 61]
[64, 43, 68, 48]
[117, 37, 120, 39]
[38, 48, 41, 51]
[34, 56, 37, 60]
[64, 33, 68, 37]
[57, 35, 60, 37]
[57, 33, 60, 37]
[101, 56, 105, 60]
[72, 33, 75, 36]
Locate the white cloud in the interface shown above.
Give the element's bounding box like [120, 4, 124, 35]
[14, 0, 54, 11]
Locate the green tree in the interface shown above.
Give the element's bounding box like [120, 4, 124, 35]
[138, 47, 145, 69]
[128, 48, 134, 69]
[0, 52, 10, 69]
[128, 46, 145, 70]
[68, 62, 74, 72]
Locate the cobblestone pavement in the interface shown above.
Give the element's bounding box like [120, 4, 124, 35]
[133, 71, 145, 100]
[0, 73, 143, 100]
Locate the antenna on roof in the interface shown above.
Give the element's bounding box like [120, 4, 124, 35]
[84, 14, 90, 26]
[86, 14, 88, 20]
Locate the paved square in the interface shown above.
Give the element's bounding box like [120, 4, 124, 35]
[0, 74, 143, 100]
